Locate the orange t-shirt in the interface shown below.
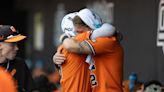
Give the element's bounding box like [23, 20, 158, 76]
[59, 32, 92, 92]
[85, 36, 124, 92]
[0, 67, 17, 92]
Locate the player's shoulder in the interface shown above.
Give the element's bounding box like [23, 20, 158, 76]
[10, 57, 26, 66]
[96, 36, 117, 42]
[75, 31, 90, 40]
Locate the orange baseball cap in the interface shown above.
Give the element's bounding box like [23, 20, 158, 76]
[0, 25, 26, 42]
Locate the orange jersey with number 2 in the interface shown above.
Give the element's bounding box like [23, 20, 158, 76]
[59, 32, 91, 92]
[85, 34, 124, 92]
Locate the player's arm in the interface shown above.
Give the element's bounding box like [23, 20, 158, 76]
[62, 35, 117, 55]
[61, 23, 116, 54]
[59, 33, 92, 54]
[90, 23, 115, 40]
[62, 38, 93, 54]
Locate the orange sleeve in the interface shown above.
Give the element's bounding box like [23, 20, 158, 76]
[0, 67, 17, 92]
[85, 36, 118, 55]
[74, 32, 90, 41]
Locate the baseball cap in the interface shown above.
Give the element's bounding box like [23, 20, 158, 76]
[77, 8, 103, 30]
[0, 25, 26, 42]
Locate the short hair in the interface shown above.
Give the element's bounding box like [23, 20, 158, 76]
[72, 16, 90, 28]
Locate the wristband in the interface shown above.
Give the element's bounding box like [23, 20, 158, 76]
[61, 35, 69, 43]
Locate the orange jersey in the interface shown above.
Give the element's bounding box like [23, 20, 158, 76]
[85, 36, 124, 92]
[59, 32, 91, 92]
[0, 67, 17, 92]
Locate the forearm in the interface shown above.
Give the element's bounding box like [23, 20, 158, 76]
[91, 23, 115, 40]
[62, 38, 92, 54]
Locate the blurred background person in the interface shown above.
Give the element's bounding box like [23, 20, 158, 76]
[144, 80, 162, 92]
[0, 25, 35, 92]
[32, 60, 61, 92]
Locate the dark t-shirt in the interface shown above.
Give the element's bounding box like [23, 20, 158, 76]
[1, 57, 35, 92]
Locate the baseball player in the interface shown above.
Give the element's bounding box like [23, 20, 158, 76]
[54, 12, 92, 92]
[0, 25, 35, 92]
[55, 8, 124, 92]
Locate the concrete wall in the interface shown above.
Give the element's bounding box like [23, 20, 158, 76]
[114, 0, 163, 83]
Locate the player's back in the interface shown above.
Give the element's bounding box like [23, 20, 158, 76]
[60, 32, 92, 92]
[87, 36, 124, 92]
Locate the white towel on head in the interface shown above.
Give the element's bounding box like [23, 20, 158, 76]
[91, 23, 115, 40]
[77, 8, 103, 30]
[61, 12, 78, 37]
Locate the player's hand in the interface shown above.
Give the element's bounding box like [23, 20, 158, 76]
[53, 47, 66, 65]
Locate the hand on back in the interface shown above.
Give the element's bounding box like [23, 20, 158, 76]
[53, 47, 66, 65]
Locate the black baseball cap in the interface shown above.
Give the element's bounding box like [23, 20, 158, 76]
[0, 25, 26, 42]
